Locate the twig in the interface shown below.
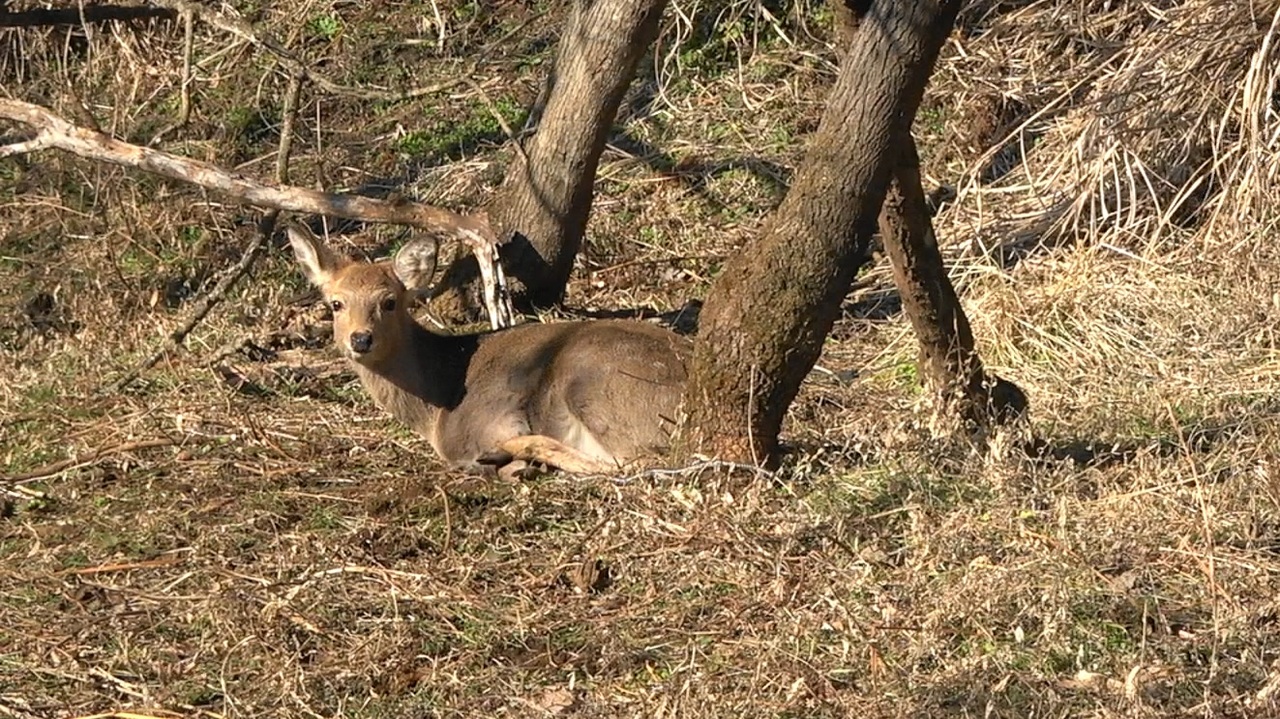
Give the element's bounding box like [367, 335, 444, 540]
[9, 485, 47, 499]
[111, 228, 270, 390]
[466, 78, 528, 165]
[426, 0, 448, 51]
[149, 7, 195, 146]
[435, 484, 453, 554]
[0, 438, 186, 484]
[309, 565, 434, 582]
[275, 73, 303, 185]
[87, 668, 147, 699]
[57, 553, 186, 577]
[148, 0, 470, 103]
[617, 458, 776, 484]
[66, 706, 177, 711]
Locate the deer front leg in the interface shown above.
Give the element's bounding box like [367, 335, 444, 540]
[496, 435, 619, 475]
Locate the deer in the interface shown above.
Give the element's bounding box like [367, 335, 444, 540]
[285, 221, 692, 478]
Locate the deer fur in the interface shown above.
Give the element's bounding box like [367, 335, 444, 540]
[285, 222, 691, 475]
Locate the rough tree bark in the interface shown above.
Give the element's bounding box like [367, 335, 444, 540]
[833, 0, 1028, 433]
[878, 140, 1027, 431]
[432, 0, 668, 316]
[677, 0, 964, 465]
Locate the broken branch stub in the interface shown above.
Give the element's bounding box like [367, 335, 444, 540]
[0, 98, 514, 328]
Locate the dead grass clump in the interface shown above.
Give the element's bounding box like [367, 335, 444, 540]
[933, 0, 1280, 254]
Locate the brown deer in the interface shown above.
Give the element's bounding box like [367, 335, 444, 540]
[286, 222, 692, 477]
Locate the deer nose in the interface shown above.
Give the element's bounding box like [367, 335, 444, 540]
[349, 331, 374, 354]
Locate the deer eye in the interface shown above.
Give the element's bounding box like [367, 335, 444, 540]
[330, 300, 345, 312]
[380, 298, 397, 312]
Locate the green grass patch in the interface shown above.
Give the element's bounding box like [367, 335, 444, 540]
[304, 505, 348, 533]
[395, 96, 528, 164]
[59, 549, 91, 570]
[860, 357, 923, 395]
[308, 12, 343, 41]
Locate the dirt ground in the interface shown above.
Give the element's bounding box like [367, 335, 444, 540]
[4, 1, 1280, 717]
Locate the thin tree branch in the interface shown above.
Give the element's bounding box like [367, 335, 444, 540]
[275, 78, 302, 186]
[110, 227, 270, 391]
[466, 77, 528, 164]
[0, 4, 175, 28]
[0, 438, 186, 484]
[2, 96, 514, 333]
[149, 6, 195, 146]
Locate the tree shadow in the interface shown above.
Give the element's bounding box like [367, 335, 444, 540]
[1027, 432, 1216, 471]
[1026, 398, 1280, 471]
[607, 131, 792, 205]
[598, 8, 797, 211]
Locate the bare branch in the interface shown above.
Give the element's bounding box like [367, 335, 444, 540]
[466, 78, 529, 165]
[149, 7, 195, 146]
[275, 75, 303, 186]
[0, 98, 495, 244]
[1, 97, 514, 331]
[0, 4, 175, 28]
[0, 133, 52, 158]
[0, 437, 194, 484]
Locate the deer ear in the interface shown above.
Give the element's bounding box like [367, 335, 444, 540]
[286, 222, 344, 287]
[392, 236, 439, 293]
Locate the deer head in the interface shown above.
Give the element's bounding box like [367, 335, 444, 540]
[286, 222, 439, 366]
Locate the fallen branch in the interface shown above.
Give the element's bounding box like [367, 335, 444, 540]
[0, 98, 514, 327]
[0, 98, 492, 241]
[0, 5, 175, 28]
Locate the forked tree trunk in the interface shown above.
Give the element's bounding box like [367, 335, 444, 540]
[677, 0, 963, 465]
[834, 0, 1027, 433]
[432, 0, 668, 317]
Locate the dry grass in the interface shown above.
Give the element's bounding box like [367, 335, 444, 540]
[4, 0, 1280, 717]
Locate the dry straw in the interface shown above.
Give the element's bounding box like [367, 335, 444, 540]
[940, 0, 1280, 255]
[887, 0, 1280, 427]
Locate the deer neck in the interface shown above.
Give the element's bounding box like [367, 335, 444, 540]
[350, 319, 468, 449]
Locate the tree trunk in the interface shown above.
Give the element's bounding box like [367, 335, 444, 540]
[677, 0, 963, 465]
[833, 0, 1028, 433]
[431, 0, 668, 317]
[879, 138, 1027, 431]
